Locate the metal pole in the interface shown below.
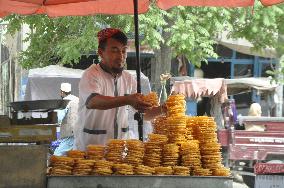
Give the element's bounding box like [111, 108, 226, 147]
[133, 0, 143, 141]
[0, 25, 2, 114]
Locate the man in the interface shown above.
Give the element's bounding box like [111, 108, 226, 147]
[54, 83, 79, 156]
[74, 28, 166, 151]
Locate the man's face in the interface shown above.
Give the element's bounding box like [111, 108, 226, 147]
[60, 91, 65, 99]
[99, 38, 128, 74]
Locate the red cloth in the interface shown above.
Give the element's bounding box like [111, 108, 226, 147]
[255, 163, 284, 175]
[97, 28, 121, 43]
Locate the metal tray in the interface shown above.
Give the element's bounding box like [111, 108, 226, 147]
[10, 99, 70, 111]
[47, 175, 233, 188]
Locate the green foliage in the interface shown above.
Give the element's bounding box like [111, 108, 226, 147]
[166, 6, 230, 66]
[139, 6, 168, 48]
[2, 15, 101, 68]
[228, 2, 284, 55]
[227, 2, 284, 82]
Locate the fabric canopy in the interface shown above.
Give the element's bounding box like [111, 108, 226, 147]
[0, 0, 283, 18]
[0, 0, 150, 17]
[170, 76, 277, 97]
[157, 0, 284, 10]
[260, 0, 284, 6]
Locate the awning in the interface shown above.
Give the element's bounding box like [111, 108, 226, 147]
[217, 32, 277, 58]
[170, 76, 277, 99]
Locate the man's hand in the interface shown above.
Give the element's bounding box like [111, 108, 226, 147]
[127, 93, 152, 112]
[144, 103, 167, 121]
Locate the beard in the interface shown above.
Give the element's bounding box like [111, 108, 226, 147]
[111, 59, 125, 73]
[111, 66, 124, 74]
[101, 59, 125, 74]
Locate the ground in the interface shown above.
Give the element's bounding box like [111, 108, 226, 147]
[233, 181, 249, 188]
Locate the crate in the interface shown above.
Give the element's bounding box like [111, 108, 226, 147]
[255, 175, 284, 188]
[0, 145, 48, 188]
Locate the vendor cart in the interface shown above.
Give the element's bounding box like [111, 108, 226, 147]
[0, 99, 68, 188]
[219, 116, 284, 188]
[47, 175, 232, 188]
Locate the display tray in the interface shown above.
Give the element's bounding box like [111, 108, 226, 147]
[47, 175, 233, 188]
[0, 124, 57, 143]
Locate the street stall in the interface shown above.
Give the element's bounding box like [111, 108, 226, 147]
[0, 99, 69, 187]
[2, 1, 282, 188]
[0, 69, 235, 188]
[44, 93, 232, 188]
[17, 66, 233, 187]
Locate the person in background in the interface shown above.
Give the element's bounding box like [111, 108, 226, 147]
[248, 103, 262, 117]
[74, 28, 166, 151]
[54, 83, 79, 156]
[245, 102, 265, 131]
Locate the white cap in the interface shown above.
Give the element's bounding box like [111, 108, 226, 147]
[61, 83, 71, 92]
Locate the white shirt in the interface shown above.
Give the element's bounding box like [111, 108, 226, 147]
[60, 94, 79, 138]
[74, 64, 137, 151]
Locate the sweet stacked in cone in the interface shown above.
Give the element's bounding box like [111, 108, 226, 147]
[134, 165, 155, 175]
[165, 95, 187, 144]
[180, 141, 202, 174]
[152, 115, 167, 135]
[193, 116, 230, 176]
[125, 139, 144, 166]
[86, 145, 105, 160]
[92, 160, 113, 175]
[142, 92, 159, 107]
[49, 156, 74, 175]
[105, 139, 125, 163]
[150, 94, 230, 177]
[185, 117, 194, 141]
[67, 150, 85, 160]
[154, 166, 173, 175]
[166, 117, 187, 144]
[173, 166, 190, 176]
[162, 143, 179, 166]
[165, 94, 186, 117]
[72, 159, 95, 175]
[113, 163, 134, 175]
[143, 134, 168, 167]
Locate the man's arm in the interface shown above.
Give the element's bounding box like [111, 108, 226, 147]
[86, 93, 152, 112]
[86, 95, 129, 109]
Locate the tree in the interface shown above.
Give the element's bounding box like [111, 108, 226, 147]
[227, 2, 284, 78]
[227, 2, 284, 116]
[1, 5, 231, 91]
